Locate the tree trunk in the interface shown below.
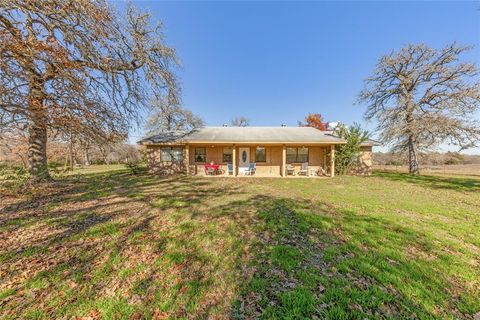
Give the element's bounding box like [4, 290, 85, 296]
[100, 147, 109, 165]
[405, 94, 419, 175]
[84, 146, 91, 166]
[69, 135, 74, 171]
[27, 81, 49, 180]
[64, 151, 69, 172]
[408, 135, 419, 175]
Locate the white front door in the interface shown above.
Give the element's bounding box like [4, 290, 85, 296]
[238, 147, 250, 174]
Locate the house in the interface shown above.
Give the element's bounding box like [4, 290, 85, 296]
[138, 126, 377, 177]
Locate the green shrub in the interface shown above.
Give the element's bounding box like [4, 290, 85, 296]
[444, 152, 465, 165]
[334, 123, 370, 175]
[125, 161, 146, 174]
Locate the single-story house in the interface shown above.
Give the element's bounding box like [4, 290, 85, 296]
[138, 126, 378, 177]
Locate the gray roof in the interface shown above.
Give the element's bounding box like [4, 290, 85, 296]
[139, 130, 191, 144]
[362, 139, 382, 147]
[138, 126, 348, 144]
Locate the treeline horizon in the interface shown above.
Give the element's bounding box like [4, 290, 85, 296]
[374, 151, 480, 166]
[0, 138, 142, 169]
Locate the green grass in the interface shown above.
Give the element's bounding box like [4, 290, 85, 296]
[0, 165, 479, 319]
[270, 245, 304, 273]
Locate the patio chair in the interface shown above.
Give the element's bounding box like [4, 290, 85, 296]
[286, 164, 295, 176]
[317, 167, 327, 176]
[227, 163, 233, 175]
[298, 162, 308, 176]
[245, 163, 256, 175]
[205, 166, 216, 175]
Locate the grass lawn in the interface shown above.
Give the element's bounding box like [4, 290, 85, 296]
[1, 165, 479, 319]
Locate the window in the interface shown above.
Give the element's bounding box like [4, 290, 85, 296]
[194, 147, 206, 163]
[160, 147, 183, 162]
[297, 147, 308, 163]
[286, 148, 297, 163]
[286, 147, 309, 163]
[223, 147, 233, 163]
[255, 147, 266, 162]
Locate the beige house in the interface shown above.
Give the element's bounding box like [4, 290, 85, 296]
[138, 126, 377, 177]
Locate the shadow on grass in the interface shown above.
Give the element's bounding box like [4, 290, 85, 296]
[0, 171, 248, 318]
[373, 170, 480, 192]
[0, 171, 243, 256]
[227, 197, 471, 319]
[0, 171, 477, 318]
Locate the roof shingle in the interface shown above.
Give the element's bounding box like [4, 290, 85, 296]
[138, 126, 348, 144]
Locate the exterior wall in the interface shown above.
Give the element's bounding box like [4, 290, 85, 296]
[187, 145, 327, 176]
[284, 146, 325, 176]
[352, 146, 373, 175]
[187, 146, 279, 176]
[146, 145, 187, 175]
[144, 144, 348, 177]
[252, 146, 282, 176]
[189, 146, 228, 176]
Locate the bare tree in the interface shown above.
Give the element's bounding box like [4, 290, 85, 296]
[358, 43, 480, 174]
[64, 128, 125, 170]
[144, 98, 204, 136]
[231, 116, 250, 127]
[0, 0, 179, 180]
[0, 129, 28, 167]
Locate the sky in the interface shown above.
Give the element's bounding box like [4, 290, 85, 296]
[122, 1, 480, 154]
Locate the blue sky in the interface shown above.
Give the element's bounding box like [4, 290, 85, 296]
[124, 1, 480, 153]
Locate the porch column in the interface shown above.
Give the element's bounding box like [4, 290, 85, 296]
[232, 144, 237, 176]
[281, 144, 286, 177]
[323, 147, 327, 170]
[330, 144, 335, 177]
[184, 144, 190, 175]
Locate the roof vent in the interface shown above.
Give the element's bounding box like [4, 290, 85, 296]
[281, 123, 287, 127]
[222, 123, 228, 127]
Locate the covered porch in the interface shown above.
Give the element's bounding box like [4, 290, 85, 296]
[147, 143, 337, 177]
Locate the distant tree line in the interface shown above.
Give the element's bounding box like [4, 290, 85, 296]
[0, 130, 141, 170]
[373, 151, 480, 166]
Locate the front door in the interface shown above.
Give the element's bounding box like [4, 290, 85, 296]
[238, 147, 250, 174]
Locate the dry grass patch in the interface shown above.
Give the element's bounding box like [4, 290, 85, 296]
[1, 166, 479, 319]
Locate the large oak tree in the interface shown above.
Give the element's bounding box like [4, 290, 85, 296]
[0, 0, 179, 179]
[358, 43, 480, 174]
